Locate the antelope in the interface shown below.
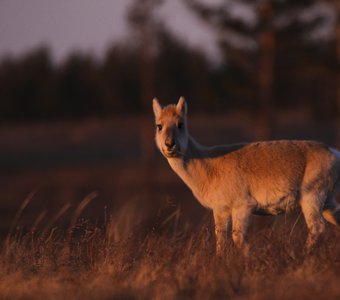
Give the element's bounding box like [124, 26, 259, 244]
[152, 97, 340, 256]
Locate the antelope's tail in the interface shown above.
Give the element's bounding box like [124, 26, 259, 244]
[323, 204, 340, 227]
[324, 148, 340, 226]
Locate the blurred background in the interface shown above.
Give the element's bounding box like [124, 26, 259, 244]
[0, 0, 340, 234]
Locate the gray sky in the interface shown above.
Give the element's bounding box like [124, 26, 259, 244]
[0, 0, 219, 63]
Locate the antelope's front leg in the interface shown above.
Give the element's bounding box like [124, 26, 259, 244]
[232, 206, 252, 257]
[213, 210, 231, 256]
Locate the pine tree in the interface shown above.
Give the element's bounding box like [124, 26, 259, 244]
[185, 0, 336, 137]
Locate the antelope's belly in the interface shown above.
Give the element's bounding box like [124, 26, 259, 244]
[252, 190, 300, 216]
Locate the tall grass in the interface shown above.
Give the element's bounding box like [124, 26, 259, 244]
[1, 200, 340, 299]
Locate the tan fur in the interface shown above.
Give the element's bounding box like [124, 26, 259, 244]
[153, 97, 340, 255]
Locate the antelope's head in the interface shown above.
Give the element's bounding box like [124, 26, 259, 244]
[152, 97, 189, 158]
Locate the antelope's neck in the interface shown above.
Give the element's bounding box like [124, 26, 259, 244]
[167, 137, 211, 200]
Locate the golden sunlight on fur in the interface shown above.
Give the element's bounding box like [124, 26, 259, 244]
[152, 97, 340, 256]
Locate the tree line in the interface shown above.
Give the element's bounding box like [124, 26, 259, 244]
[0, 0, 339, 122]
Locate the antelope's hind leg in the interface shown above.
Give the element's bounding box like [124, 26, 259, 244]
[300, 192, 326, 253]
[213, 210, 231, 256]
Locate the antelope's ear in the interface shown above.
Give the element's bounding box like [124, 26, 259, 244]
[176, 96, 187, 115]
[152, 98, 162, 119]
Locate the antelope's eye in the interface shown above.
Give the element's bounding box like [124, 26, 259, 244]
[177, 123, 184, 129]
[156, 124, 162, 131]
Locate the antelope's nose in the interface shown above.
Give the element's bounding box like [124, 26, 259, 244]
[165, 139, 176, 149]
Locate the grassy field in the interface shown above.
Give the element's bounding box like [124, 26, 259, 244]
[2, 201, 340, 299]
[1, 113, 340, 299]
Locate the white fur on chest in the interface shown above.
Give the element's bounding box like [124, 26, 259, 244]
[168, 158, 212, 206]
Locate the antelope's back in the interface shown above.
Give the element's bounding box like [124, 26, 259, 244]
[233, 140, 337, 197]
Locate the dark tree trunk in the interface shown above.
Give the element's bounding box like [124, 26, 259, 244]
[336, 2, 340, 146]
[257, 0, 275, 140]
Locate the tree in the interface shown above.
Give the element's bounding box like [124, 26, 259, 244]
[56, 53, 102, 118]
[185, 0, 337, 137]
[127, 0, 164, 110]
[327, 0, 340, 144]
[0, 47, 53, 121]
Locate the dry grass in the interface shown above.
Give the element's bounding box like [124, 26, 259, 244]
[2, 201, 340, 300]
[2, 115, 340, 299]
